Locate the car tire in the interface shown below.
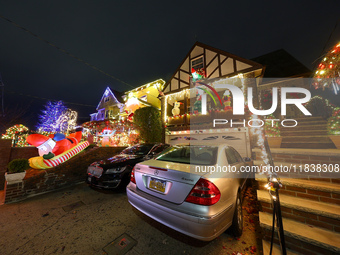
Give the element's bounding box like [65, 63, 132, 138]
[231, 192, 243, 237]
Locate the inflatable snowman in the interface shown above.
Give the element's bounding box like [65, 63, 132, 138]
[172, 101, 181, 116]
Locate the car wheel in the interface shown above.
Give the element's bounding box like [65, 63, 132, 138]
[231, 192, 243, 237]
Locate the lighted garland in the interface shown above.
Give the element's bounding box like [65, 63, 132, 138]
[313, 42, 340, 94]
[327, 107, 340, 135]
[1, 124, 30, 147]
[264, 115, 280, 137]
[82, 119, 141, 146]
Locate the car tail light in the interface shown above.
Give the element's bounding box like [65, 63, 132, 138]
[130, 167, 136, 184]
[185, 178, 221, 206]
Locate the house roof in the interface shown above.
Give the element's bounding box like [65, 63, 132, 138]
[251, 49, 311, 78]
[96, 87, 124, 111]
[110, 88, 124, 103]
[163, 41, 264, 94]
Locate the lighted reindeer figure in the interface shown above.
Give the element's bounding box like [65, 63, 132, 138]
[172, 101, 181, 116]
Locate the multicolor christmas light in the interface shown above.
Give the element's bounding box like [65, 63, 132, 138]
[313, 42, 340, 94]
[82, 119, 141, 146]
[1, 124, 30, 147]
[264, 115, 280, 137]
[327, 107, 340, 135]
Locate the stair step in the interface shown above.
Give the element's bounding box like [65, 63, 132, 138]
[295, 121, 327, 126]
[282, 136, 332, 143]
[257, 189, 340, 220]
[281, 130, 328, 136]
[282, 124, 327, 129]
[255, 172, 340, 194]
[280, 142, 336, 149]
[259, 211, 340, 253]
[253, 148, 340, 157]
[293, 117, 326, 122]
[262, 240, 299, 255]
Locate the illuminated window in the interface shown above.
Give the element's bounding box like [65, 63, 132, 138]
[140, 95, 147, 102]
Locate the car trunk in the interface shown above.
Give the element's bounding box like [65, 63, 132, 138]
[134, 159, 207, 204]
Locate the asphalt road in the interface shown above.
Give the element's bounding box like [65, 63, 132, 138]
[0, 182, 262, 255]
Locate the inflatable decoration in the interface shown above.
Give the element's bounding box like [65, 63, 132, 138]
[27, 127, 89, 169]
[100, 127, 116, 146]
[223, 90, 232, 111]
[172, 101, 181, 116]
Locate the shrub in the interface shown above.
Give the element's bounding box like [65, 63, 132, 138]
[327, 107, 340, 135]
[304, 96, 334, 118]
[7, 158, 30, 173]
[134, 106, 162, 143]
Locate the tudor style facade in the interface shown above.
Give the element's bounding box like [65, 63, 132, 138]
[162, 42, 264, 131]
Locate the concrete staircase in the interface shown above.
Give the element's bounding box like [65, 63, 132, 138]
[254, 148, 340, 255]
[280, 117, 336, 149]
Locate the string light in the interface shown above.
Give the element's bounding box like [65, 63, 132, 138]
[1, 124, 30, 147]
[313, 42, 340, 94]
[328, 107, 340, 135]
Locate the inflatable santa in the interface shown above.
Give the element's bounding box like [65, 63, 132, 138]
[27, 127, 83, 159]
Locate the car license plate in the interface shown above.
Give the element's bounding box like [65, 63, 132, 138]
[88, 166, 103, 177]
[149, 177, 166, 193]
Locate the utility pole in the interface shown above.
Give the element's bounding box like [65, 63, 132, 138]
[0, 73, 4, 117]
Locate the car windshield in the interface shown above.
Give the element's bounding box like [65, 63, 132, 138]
[155, 145, 218, 165]
[121, 144, 154, 155]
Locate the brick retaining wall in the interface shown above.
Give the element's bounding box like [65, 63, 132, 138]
[4, 146, 125, 203]
[0, 140, 12, 190]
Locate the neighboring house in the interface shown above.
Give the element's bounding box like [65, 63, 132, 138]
[251, 48, 311, 79]
[90, 87, 124, 121]
[123, 79, 165, 115]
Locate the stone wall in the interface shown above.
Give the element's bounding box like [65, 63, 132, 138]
[4, 146, 125, 203]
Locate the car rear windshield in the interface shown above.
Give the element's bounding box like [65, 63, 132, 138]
[155, 145, 218, 165]
[122, 144, 154, 155]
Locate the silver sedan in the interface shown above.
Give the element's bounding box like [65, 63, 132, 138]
[126, 144, 251, 241]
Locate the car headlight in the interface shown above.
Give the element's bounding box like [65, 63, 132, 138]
[106, 166, 127, 174]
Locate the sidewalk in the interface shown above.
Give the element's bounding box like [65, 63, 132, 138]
[0, 182, 262, 255]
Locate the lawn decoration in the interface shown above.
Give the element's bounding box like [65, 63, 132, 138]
[1, 124, 30, 147]
[27, 127, 89, 169]
[172, 101, 181, 116]
[100, 127, 116, 146]
[223, 90, 232, 111]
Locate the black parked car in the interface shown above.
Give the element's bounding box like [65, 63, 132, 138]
[86, 143, 169, 189]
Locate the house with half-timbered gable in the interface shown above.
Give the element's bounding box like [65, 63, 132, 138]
[161, 42, 264, 157]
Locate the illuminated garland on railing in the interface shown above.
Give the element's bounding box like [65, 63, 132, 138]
[328, 107, 340, 135]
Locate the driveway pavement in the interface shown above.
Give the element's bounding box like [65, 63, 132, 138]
[0, 182, 262, 255]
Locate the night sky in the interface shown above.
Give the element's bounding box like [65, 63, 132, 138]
[1, 0, 340, 129]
